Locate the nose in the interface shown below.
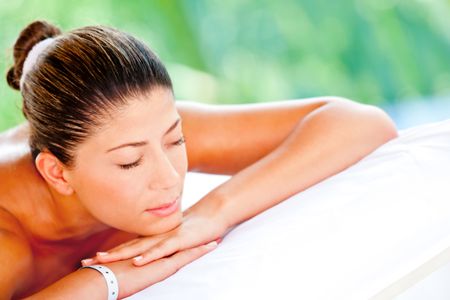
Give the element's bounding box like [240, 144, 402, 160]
[149, 150, 180, 190]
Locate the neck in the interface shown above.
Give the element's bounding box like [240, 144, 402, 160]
[14, 156, 112, 243]
[45, 186, 112, 242]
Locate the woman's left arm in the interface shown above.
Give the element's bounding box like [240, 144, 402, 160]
[186, 98, 398, 230]
[84, 97, 398, 266]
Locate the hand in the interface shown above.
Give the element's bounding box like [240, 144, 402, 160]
[104, 241, 219, 298]
[81, 207, 228, 267]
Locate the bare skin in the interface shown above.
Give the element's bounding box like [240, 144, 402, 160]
[0, 93, 398, 298]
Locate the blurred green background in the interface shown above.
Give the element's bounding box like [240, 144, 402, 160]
[1, 0, 449, 132]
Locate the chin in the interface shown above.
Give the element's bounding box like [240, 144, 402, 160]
[138, 211, 183, 236]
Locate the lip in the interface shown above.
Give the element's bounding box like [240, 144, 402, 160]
[146, 196, 180, 217]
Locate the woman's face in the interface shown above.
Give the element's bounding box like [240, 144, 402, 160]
[65, 87, 188, 235]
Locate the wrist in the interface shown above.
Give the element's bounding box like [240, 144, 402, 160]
[80, 265, 118, 300]
[183, 189, 232, 235]
[83, 259, 136, 299]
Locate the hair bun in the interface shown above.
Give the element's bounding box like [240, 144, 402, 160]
[6, 20, 62, 91]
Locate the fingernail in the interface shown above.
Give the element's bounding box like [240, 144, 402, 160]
[205, 241, 218, 249]
[96, 252, 108, 256]
[81, 258, 93, 266]
[133, 256, 143, 262]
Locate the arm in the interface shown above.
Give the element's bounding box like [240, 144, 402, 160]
[26, 245, 214, 299]
[177, 97, 329, 174]
[0, 230, 33, 299]
[0, 206, 35, 299]
[184, 98, 398, 229]
[0, 227, 215, 299]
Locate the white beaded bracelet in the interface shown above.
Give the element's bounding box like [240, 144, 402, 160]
[81, 264, 119, 300]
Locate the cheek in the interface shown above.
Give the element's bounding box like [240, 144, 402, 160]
[80, 166, 132, 198]
[72, 166, 141, 222]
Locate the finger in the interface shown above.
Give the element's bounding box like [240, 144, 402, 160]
[104, 235, 164, 258]
[107, 238, 141, 252]
[81, 239, 147, 266]
[81, 257, 98, 267]
[132, 238, 181, 266]
[156, 241, 218, 277]
[129, 241, 218, 291]
[80, 239, 140, 264]
[95, 240, 150, 264]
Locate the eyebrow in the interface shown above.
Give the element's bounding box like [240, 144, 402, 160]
[106, 118, 181, 153]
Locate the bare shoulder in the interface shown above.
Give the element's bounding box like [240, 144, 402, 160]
[0, 122, 37, 208]
[0, 122, 30, 144]
[0, 124, 38, 298]
[0, 122, 31, 165]
[175, 98, 332, 174]
[0, 208, 34, 299]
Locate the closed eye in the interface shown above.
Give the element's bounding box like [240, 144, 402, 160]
[117, 136, 186, 170]
[174, 136, 186, 146]
[119, 158, 142, 170]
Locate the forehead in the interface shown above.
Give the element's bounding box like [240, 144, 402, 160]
[105, 88, 177, 130]
[85, 88, 177, 145]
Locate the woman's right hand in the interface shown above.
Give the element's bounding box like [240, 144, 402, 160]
[24, 240, 218, 299]
[117, 240, 218, 298]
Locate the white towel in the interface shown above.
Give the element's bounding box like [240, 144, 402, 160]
[126, 119, 450, 300]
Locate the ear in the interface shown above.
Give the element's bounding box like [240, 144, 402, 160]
[35, 151, 74, 196]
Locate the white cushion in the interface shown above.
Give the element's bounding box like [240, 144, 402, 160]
[126, 119, 450, 300]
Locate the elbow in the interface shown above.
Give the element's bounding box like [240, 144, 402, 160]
[365, 105, 399, 143]
[325, 96, 399, 146]
[355, 102, 399, 144]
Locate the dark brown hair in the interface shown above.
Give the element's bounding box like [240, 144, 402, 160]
[6, 20, 173, 168]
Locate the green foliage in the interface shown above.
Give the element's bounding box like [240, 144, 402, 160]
[1, 0, 449, 131]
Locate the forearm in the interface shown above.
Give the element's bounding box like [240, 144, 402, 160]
[188, 100, 398, 229]
[24, 259, 156, 299]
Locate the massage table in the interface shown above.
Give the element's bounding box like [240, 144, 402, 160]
[126, 119, 450, 299]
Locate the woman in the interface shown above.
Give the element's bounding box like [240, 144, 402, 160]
[0, 20, 398, 299]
